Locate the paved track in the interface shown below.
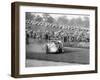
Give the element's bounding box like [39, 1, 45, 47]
[26, 46, 89, 64]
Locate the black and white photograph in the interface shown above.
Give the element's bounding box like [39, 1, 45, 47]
[26, 12, 90, 67]
[11, 2, 97, 78]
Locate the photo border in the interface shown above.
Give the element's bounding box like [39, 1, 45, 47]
[11, 2, 98, 78]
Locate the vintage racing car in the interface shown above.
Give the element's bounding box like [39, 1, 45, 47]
[45, 40, 64, 54]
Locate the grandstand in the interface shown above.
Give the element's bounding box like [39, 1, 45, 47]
[26, 19, 89, 48]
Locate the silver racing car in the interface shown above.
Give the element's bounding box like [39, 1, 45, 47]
[45, 40, 64, 54]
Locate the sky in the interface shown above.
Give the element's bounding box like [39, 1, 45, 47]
[30, 12, 90, 20]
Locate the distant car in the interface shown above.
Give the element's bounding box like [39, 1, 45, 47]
[46, 40, 64, 54]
